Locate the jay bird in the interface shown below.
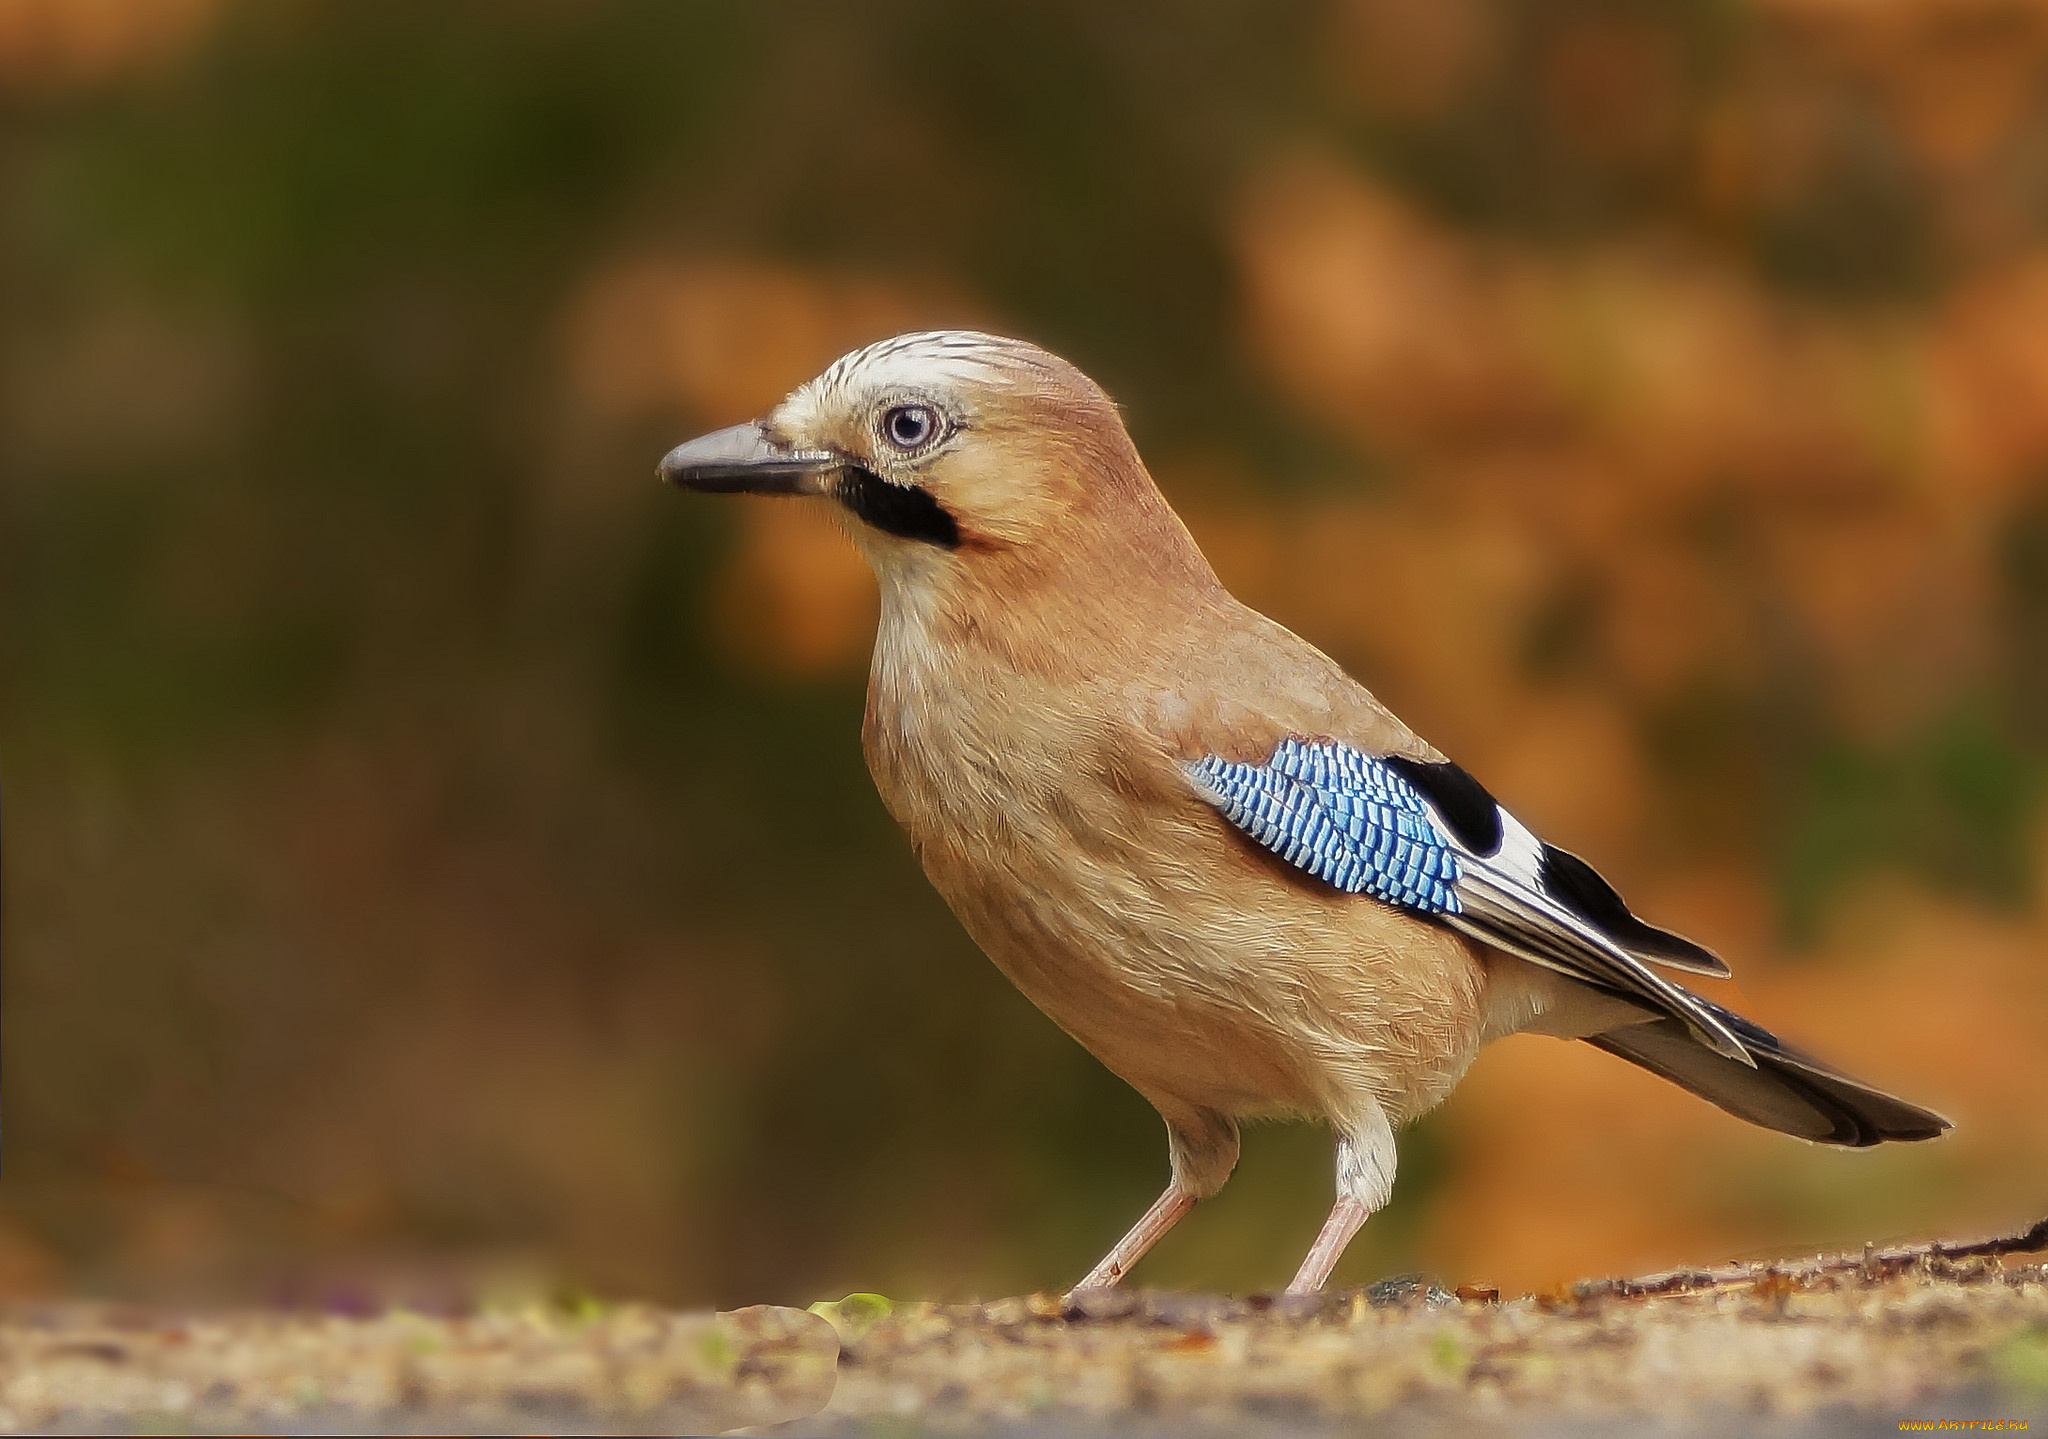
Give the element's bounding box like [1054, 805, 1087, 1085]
[659, 331, 1949, 1296]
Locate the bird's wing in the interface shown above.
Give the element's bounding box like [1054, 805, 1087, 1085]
[1185, 738, 1751, 1064]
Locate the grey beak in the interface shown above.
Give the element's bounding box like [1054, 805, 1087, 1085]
[657, 422, 841, 495]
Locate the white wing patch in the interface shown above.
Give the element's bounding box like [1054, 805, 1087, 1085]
[1410, 793, 1751, 1064]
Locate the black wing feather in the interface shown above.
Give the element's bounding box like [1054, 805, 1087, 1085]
[1539, 844, 1730, 978]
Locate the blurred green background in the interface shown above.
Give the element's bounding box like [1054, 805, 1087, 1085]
[4, 0, 2047, 1312]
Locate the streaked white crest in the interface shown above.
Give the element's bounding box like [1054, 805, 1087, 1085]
[775, 330, 1055, 434]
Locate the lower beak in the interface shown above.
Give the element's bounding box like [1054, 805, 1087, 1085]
[657, 422, 841, 495]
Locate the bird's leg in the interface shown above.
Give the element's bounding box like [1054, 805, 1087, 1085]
[1067, 1107, 1237, 1297]
[1287, 1102, 1396, 1295]
[1069, 1182, 1196, 1293]
[1288, 1196, 1373, 1295]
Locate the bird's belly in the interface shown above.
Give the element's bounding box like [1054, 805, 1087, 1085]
[908, 794, 1490, 1126]
[950, 876, 1323, 1118]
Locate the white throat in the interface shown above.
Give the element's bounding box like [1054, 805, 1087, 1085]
[864, 541, 954, 712]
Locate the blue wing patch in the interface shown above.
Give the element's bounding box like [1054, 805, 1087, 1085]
[1187, 739, 1461, 914]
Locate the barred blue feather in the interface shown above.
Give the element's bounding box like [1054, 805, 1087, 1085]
[1187, 739, 1461, 914]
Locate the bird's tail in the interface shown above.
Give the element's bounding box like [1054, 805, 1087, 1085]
[1583, 998, 1950, 1147]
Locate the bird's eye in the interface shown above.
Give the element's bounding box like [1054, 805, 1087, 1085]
[881, 403, 940, 452]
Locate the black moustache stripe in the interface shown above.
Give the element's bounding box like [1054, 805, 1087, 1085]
[835, 466, 960, 548]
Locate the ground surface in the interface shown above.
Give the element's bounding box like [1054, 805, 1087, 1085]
[3, 1223, 2045, 1435]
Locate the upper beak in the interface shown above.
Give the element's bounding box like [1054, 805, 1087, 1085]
[657, 422, 841, 495]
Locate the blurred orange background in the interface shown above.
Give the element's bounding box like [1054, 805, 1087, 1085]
[2, 0, 2045, 1311]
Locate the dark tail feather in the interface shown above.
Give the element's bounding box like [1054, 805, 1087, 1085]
[1584, 1000, 1950, 1147]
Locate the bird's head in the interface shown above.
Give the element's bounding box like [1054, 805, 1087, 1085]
[658, 331, 1210, 605]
